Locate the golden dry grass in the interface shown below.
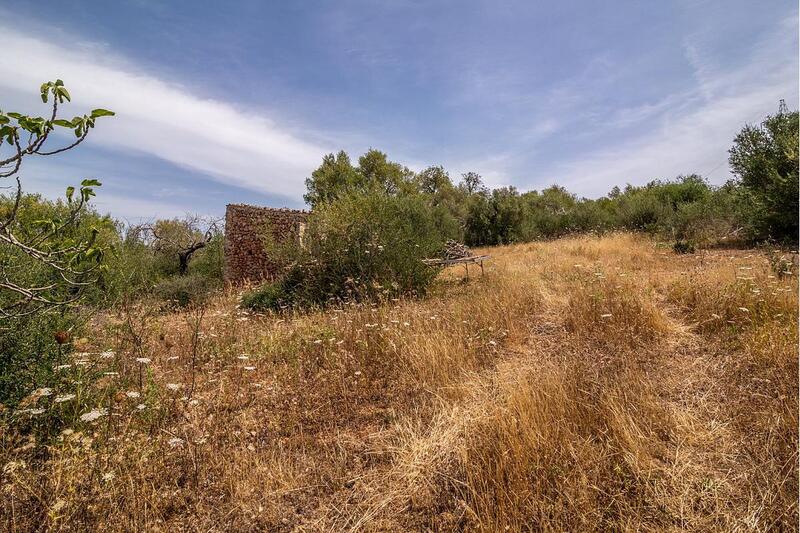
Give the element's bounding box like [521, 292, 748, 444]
[1, 233, 797, 531]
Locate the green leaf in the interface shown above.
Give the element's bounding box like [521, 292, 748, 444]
[57, 86, 71, 102]
[32, 219, 57, 231]
[81, 178, 102, 187]
[52, 119, 73, 128]
[74, 125, 83, 137]
[66, 186, 75, 202]
[90, 108, 115, 118]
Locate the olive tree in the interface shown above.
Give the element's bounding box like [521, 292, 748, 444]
[729, 102, 799, 241]
[135, 216, 222, 276]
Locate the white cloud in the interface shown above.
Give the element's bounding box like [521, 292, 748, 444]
[528, 17, 799, 197]
[0, 26, 331, 200]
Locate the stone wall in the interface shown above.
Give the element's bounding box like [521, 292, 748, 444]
[224, 204, 309, 284]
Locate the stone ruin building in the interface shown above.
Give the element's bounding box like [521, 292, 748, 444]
[223, 204, 308, 283]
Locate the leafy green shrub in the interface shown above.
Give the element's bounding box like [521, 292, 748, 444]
[0, 313, 77, 408]
[729, 106, 798, 242]
[464, 187, 525, 245]
[188, 235, 225, 280]
[670, 187, 739, 245]
[243, 192, 445, 310]
[672, 240, 695, 254]
[240, 281, 292, 311]
[153, 274, 214, 308]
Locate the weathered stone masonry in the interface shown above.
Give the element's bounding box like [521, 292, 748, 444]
[224, 204, 308, 283]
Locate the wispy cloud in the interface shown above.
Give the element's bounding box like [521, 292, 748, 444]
[496, 16, 799, 196]
[0, 25, 331, 200]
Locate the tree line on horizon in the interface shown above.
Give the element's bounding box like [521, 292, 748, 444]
[304, 102, 798, 248]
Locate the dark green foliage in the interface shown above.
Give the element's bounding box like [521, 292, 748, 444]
[303, 149, 415, 208]
[240, 281, 292, 311]
[462, 175, 745, 246]
[0, 313, 75, 408]
[464, 187, 525, 246]
[304, 140, 798, 250]
[672, 240, 695, 254]
[153, 274, 215, 309]
[0, 193, 118, 311]
[729, 106, 799, 241]
[243, 192, 445, 311]
[189, 235, 224, 280]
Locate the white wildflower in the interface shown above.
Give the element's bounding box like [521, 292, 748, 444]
[166, 383, 182, 391]
[102, 472, 115, 482]
[135, 357, 151, 364]
[54, 394, 76, 403]
[600, 313, 613, 318]
[79, 408, 107, 422]
[135, 404, 146, 411]
[99, 350, 115, 359]
[168, 437, 183, 448]
[243, 366, 256, 371]
[124, 391, 140, 398]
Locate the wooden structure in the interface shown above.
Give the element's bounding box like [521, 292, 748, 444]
[422, 254, 490, 279]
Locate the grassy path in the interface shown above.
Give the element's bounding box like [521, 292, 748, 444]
[2, 235, 795, 531]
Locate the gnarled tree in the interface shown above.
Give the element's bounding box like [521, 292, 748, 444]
[135, 216, 222, 275]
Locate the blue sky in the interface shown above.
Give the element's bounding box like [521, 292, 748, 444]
[0, 0, 797, 220]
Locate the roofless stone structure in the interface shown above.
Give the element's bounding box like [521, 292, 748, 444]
[223, 204, 308, 283]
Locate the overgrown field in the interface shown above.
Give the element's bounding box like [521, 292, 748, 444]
[2, 234, 797, 531]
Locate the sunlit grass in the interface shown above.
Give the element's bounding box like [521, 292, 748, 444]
[2, 233, 796, 531]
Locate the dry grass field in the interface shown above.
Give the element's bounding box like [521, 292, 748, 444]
[2, 233, 797, 531]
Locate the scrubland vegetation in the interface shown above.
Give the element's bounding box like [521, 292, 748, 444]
[1, 83, 797, 530]
[2, 234, 797, 530]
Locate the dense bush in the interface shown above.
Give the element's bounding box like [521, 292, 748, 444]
[153, 274, 216, 309]
[240, 281, 292, 311]
[0, 193, 119, 309]
[243, 192, 445, 311]
[188, 235, 225, 280]
[0, 313, 77, 408]
[729, 107, 799, 241]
